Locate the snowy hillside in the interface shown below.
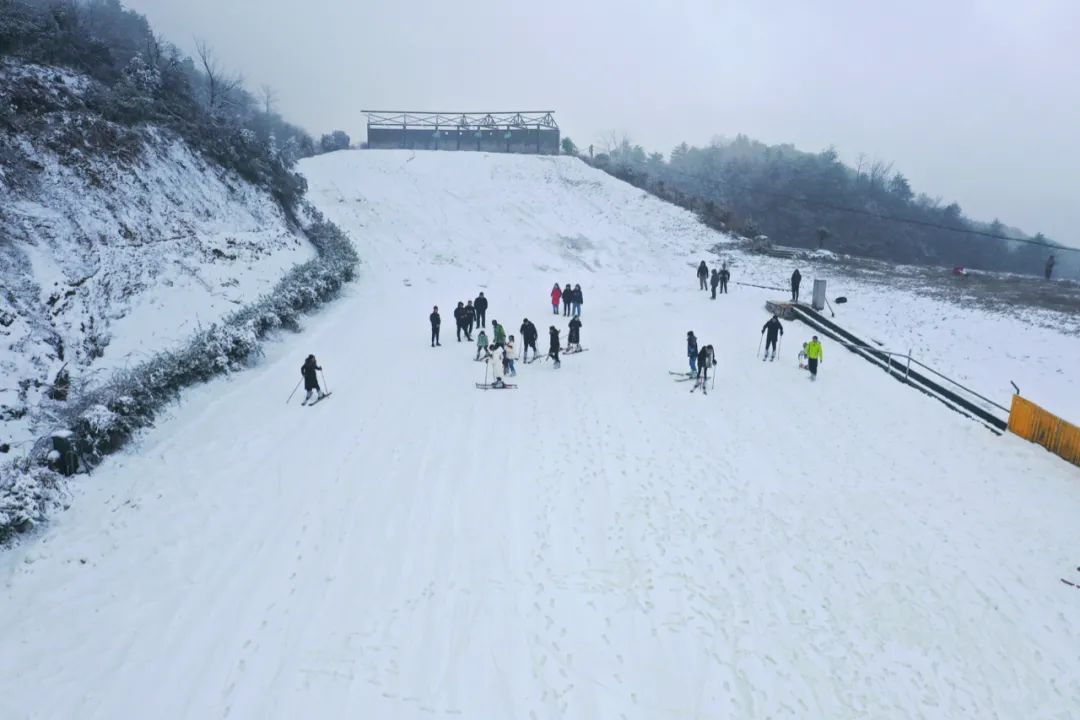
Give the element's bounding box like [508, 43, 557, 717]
[0, 60, 314, 450]
[0, 150, 1077, 719]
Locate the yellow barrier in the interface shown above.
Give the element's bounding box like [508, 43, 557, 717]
[1008, 395, 1080, 467]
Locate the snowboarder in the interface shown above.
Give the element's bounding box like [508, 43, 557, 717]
[474, 292, 489, 327]
[486, 344, 508, 388]
[492, 320, 507, 348]
[551, 283, 562, 315]
[520, 318, 538, 361]
[454, 301, 469, 342]
[806, 335, 824, 380]
[791, 269, 802, 303]
[709, 269, 719, 299]
[300, 354, 325, 405]
[563, 283, 573, 316]
[464, 300, 476, 336]
[548, 326, 561, 367]
[719, 265, 730, 294]
[798, 342, 809, 369]
[1046, 254, 1056, 280]
[697, 261, 709, 291]
[504, 336, 517, 376]
[687, 331, 698, 373]
[475, 329, 490, 360]
[429, 306, 441, 347]
[567, 317, 582, 352]
[696, 345, 716, 388]
[761, 314, 783, 361]
[571, 284, 583, 317]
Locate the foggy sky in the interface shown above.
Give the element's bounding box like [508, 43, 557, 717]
[125, 0, 1080, 246]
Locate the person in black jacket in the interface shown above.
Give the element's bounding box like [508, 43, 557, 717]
[697, 261, 709, 290]
[696, 345, 716, 386]
[429, 306, 441, 347]
[562, 283, 572, 316]
[520, 318, 538, 361]
[761, 314, 784, 361]
[709, 269, 719, 299]
[791, 269, 802, 303]
[474, 292, 488, 327]
[719, 265, 730, 294]
[453, 301, 466, 341]
[567, 317, 582, 352]
[464, 300, 476, 336]
[301, 354, 325, 405]
[548, 326, 561, 366]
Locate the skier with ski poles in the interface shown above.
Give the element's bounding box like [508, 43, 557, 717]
[710, 269, 719, 299]
[567, 316, 582, 352]
[550, 283, 562, 315]
[687, 331, 699, 374]
[300, 354, 326, 405]
[719, 265, 730, 294]
[520, 318, 538, 362]
[791, 269, 802, 303]
[548, 326, 561, 367]
[806, 335, 824, 380]
[761, 314, 784, 361]
[474, 292, 489, 327]
[475, 329, 490, 360]
[429, 306, 441, 347]
[697, 261, 709, 291]
[695, 345, 716, 389]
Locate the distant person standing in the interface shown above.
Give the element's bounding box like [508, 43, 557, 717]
[464, 300, 476, 337]
[709, 269, 720, 299]
[548, 326, 561, 367]
[504, 336, 517, 376]
[520, 318, 538, 362]
[567, 316, 582, 352]
[687, 331, 698, 373]
[550, 283, 562, 315]
[492, 320, 507, 348]
[806, 335, 823, 380]
[791, 269, 802, 303]
[474, 292, 489, 327]
[572, 284, 583, 317]
[475, 329, 490, 360]
[562, 283, 573, 316]
[429, 305, 441, 347]
[697, 261, 709, 291]
[761, 314, 783, 361]
[1046, 254, 1056, 280]
[719, 264, 730, 294]
[454, 301, 469, 342]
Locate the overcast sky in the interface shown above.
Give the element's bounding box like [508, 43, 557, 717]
[126, 0, 1080, 246]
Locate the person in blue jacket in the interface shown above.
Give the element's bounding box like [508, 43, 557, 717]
[687, 331, 698, 373]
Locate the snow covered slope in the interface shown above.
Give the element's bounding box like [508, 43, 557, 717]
[0, 150, 1077, 719]
[0, 61, 315, 449]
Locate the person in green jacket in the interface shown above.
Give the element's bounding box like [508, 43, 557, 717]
[491, 320, 507, 348]
[805, 336, 823, 380]
[475, 329, 489, 360]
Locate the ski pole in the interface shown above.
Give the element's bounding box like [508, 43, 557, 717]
[286, 378, 302, 404]
[483, 359, 489, 387]
[757, 334, 763, 358]
[320, 370, 330, 393]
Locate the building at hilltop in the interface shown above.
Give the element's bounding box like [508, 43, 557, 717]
[363, 111, 559, 154]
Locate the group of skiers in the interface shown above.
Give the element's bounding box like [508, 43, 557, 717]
[696, 261, 731, 299]
[685, 331, 718, 390]
[551, 283, 584, 316]
[434, 292, 490, 344]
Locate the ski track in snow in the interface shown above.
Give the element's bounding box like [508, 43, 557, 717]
[1, 151, 1078, 719]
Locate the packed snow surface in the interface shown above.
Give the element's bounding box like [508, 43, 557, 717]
[1, 151, 1078, 719]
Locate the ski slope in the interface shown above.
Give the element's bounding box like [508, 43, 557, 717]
[1, 151, 1078, 719]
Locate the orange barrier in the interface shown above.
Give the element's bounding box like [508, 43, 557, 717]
[1008, 395, 1080, 467]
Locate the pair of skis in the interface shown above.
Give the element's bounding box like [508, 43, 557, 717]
[301, 392, 332, 407]
[475, 383, 517, 390]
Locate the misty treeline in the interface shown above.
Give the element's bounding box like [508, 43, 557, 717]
[566, 134, 1066, 276]
[0, 0, 347, 210]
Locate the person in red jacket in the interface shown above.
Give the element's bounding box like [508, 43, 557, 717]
[550, 283, 562, 315]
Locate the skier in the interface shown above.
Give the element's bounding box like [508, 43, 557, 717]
[548, 326, 561, 367]
[429, 305, 441, 347]
[709, 269, 720, 299]
[761, 314, 784, 361]
[504, 336, 518, 376]
[719, 265, 730, 294]
[454, 301, 469, 342]
[572, 284, 583, 317]
[695, 344, 716, 388]
[550, 283, 562, 315]
[464, 299, 476, 337]
[806, 335, 824, 380]
[520, 318, 538, 362]
[300, 354, 325, 405]
[697, 261, 709, 291]
[491, 319, 507, 348]
[562, 283, 573, 316]
[567, 316, 582, 352]
[1046, 254, 1056, 280]
[798, 342, 809, 369]
[687, 331, 698, 373]
[486, 344, 508, 388]
[475, 329, 490, 360]
[474, 292, 489, 327]
[791, 269, 802, 303]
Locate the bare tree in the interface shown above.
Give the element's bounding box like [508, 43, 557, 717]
[194, 38, 242, 115]
[259, 84, 277, 116]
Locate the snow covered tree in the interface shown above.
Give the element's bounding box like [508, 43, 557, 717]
[319, 130, 351, 153]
